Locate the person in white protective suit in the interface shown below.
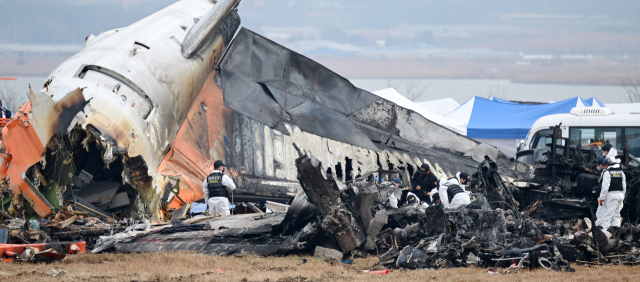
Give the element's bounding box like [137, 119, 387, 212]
[439, 182, 471, 209]
[601, 143, 621, 164]
[382, 177, 404, 209]
[442, 172, 470, 189]
[405, 191, 429, 208]
[203, 160, 236, 216]
[594, 157, 606, 222]
[595, 157, 626, 231]
[438, 172, 472, 208]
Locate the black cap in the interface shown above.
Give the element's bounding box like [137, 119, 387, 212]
[421, 164, 430, 171]
[214, 160, 226, 168]
[601, 143, 612, 152]
[432, 193, 440, 202]
[407, 194, 417, 205]
[460, 172, 470, 181]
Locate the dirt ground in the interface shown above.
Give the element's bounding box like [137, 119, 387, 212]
[1, 252, 639, 282]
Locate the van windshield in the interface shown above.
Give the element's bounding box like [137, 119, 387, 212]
[530, 129, 562, 149]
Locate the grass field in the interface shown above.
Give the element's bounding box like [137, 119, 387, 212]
[1, 252, 639, 282]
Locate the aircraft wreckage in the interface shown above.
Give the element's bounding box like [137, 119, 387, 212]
[2, 0, 640, 270]
[0, 0, 527, 227]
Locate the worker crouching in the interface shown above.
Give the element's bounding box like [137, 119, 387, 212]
[438, 172, 471, 209]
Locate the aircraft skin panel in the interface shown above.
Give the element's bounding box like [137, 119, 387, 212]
[196, 28, 534, 204]
[163, 69, 532, 208]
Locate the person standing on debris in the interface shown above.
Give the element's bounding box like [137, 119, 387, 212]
[203, 160, 236, 216]
[0, 100, 11, 119]
[596, 158, 626, 231]
[411, 164, 439, 202]
[601, 143, 621, 164]
[410, 164, 439, 203]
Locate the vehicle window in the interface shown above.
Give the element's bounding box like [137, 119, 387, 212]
[531, 129, 562, 149]
[569, 127, 623, 149]
[626, 128, 640, 157]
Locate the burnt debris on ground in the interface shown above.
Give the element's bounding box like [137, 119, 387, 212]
[0, 1, 638, 270]
[3, 128, 640, 271]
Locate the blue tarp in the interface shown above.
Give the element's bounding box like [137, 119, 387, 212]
[467, 97, 584, 139]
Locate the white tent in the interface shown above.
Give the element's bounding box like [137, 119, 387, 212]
[372, 88, 467, 135]
[605, 103, 640, 115]
[415, 98, 460, 117]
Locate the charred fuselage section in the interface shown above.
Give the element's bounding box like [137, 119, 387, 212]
[10, 125, 153, 222]
[0, 0, 242, 221]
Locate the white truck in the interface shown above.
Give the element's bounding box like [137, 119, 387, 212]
[517, 107, 640, 165]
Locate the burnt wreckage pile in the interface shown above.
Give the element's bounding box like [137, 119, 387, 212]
[4, 123, 640, 270]
[1, 123, 153, 249]
[86, 138, 640, 270]
[285, 140, 640, 270]
[289, 150, 572, 270]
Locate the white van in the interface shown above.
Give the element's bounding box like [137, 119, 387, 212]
[522, 107, 640, 157]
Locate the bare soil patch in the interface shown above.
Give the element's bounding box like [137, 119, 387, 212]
[1, 252, 640, 282]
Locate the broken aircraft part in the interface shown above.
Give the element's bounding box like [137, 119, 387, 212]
[5, 2, 640, 273]
[0, 0, 241, 220]
[1, 0, 536, 225]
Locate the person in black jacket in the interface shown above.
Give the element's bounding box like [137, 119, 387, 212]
[410, 164, 438, 203]
[0, 100, 11, 119]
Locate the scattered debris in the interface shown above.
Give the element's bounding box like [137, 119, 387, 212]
[1, 0, 640, 277]
[314, 246, 344, 261]
[0, 242, 85, 263]
[48, 269, 67, 278]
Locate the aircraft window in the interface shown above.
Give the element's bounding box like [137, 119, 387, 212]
[569, 127, 623, 149]
[625, 128, 640, 157]
[76, 65, 153, 119]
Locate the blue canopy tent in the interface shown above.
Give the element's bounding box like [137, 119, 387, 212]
[445, 96, 589, 156]
[488, 96, 519, 104]
[467, 97, 585, 139]
[582, 97, 606, 107]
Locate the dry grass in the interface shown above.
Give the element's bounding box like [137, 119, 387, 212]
[1, 252, 640, 282]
